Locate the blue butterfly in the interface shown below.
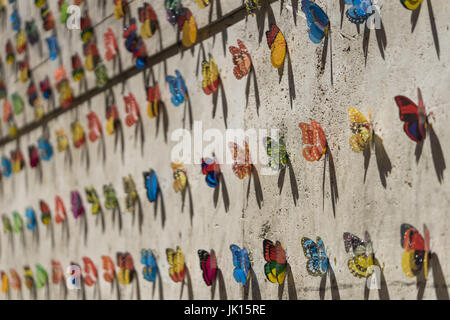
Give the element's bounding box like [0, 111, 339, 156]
[141, 249, 158, 282]
[301, 0, 330, 44]
[1, 156, 12, 178]
[230, 245, 251, 286]
[301, 237, 329, 277]
[46, 36, 59, 61]
[344, 0, 374, 24]
[38, 138, 53, 162]
[201, 157, 220, 188]
[26, 207, 37, 231]
[143, 169, 158, 203]
[166, 70, 187, 107]
[11, 9, 21, 31]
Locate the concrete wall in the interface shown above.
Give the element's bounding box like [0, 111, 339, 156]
[0, 0, 449, 300]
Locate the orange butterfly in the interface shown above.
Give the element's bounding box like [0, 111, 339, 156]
[299, 120, 327, 162]
[229, 40, 252, 80]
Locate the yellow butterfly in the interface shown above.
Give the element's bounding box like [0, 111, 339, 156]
[266, 24, 286, 69]
[55, 129, 69, 152]
[166, 247, 185, 283]
[401, 0, 424, 10]
[182, 12, 197, 48]
[348, 107, 373, 153]
[202, 57, 220, 95]
[197, 0, 210, 8]
[171, 162, 187, 192]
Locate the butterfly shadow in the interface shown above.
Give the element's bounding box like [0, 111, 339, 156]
[256, 0, 278, 45]
[133, 194, 144, 234]
[131, 270, 141, 300]
[245, 165, 264, 209]
[154, 187, 167, 229]
[152, 269, 165, 300]
[133, 116, 146, 157]
[277, 263, 297, 300]
[431, 253, 449, 300]
[64, 145, 74, 168]
[212, 76, 229, 129]
[322, 148, 339, 217]
[279, 0, 299, 25]
[156, 28, 168, 79]
[96, 207, 106, 234]
[97, 134, 107, 165]
[319, 264, 341, 300]
[429, 125, 446, 184]
[182, 93, 194, 131]
[211, 268, 228, 300]
[410, 1, 440, 59]
[362, 264, 390, 300]
[320, 25, 334, 85]
[243, 268, 262, 300]
[276, 47, 296, 110]
[111, 204, 123, 234]
[209, 0, 228, 56]
[363, 134, 392, 189]
[80, 214, 89, 247]
[80, 141, 91, 173]
[362, 19, 387, 66]
[181, 178, 195, 226]
[213, 173, 230, 213]
[276, 157, 300, 206]
[180, 266, 194, 300]
[244, 65, 262, 116]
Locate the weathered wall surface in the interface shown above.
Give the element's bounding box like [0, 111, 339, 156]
[0, 0, 449, 300]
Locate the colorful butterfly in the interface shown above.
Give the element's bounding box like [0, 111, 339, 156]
[401, 224, 430, 279]
[166, 247, 185, 283]
[171, 162, 187, 192]
[114, 0, 129, 20]
[23, 266, 34, 291]
[245, 0, 261, 15]
[123, 18, 148, 69]
[86, 111, 102, 143]
[71, 54, 84, 82]
[165, 0, 183, 25]
[94, 63, 108, 88]
[230, 245, 251, 286]
[197, 0, 210, 8]
[263, 239, 287, 284]
[35, 264, 48, 289]
[71, 191, 85, 219]
[400, 0, 423, 10]
[166, 70, 187, 107]
[12, 211, 23, 233]
[54, 196, 66, 224]
[343, 232, 376, 279]
[141, 249, 158, 282]
[264, 136, 288, 171]
[301, 0, 330, 44]
[138, 3, 159, 40]
[198, 249, 217, 286]
[38, 138, 53, 161]
[201, 157, 220, 188]
[55, 129, 69, 152]
[123, 175, 137, 213]
[143, 169, 158, 203]
[229, 40, 252, 80]
[103, 184, 119, 210]
[39, 77, 52, 100]
[71, 121, 86, 149]
[101, 256, 116, 283]
[266, 24, 286, 69]
[124, 93, 140, 127]
[104, 28, 118, 62]
[82, 257, 98, 287]
[394, 88, 429, 143]
[177, 8, 197, 48]
[85, 187, 101, 215]
[1, 271, 8, 294]
[46, 35, 59, 61]
[348, 107, 373, 152]
[2, 215, 11, 234]
[299, 120, 327, 162]
[16, 30, 26, 54]
[229, 142, 252, 179]
[40, 200, 51, 226]
[146, 84, 161, 119]
[51, 260, 64, 285]
[202, 57, 220, 95]
[344, 0, 374, 24]
[80, 13, 93, 43]
[301, 237, 329, 277]
[117, 252, 135, 285]
[25, 20, 40, 46]
[1, 156, 12, 178]
[10, 149, 25, 173]
[25, 207, 37, 231]
[10, 269, 21, 292]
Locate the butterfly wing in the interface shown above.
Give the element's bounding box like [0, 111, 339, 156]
[394, 94, 426, 142]
[266, 24, 286, 69]
[401, 0, 424, 10]
[348, 107, 371, 152]
[301, 1, 329, 43]
[400, 224, 426, 277]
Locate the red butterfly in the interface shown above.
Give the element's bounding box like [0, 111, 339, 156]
[86, 111, 102, 142]
[104, 28, 118, 62]
[229, 39, 252, 80]
[299, 120, 327, 162]
[54, 196, 66, 224]
[394, 88, 429, 142]
[198, 250, 217, 286]
[124, 93, 140, 127]
[401, 224, 430, 279]
[82, 257, 98, 287]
